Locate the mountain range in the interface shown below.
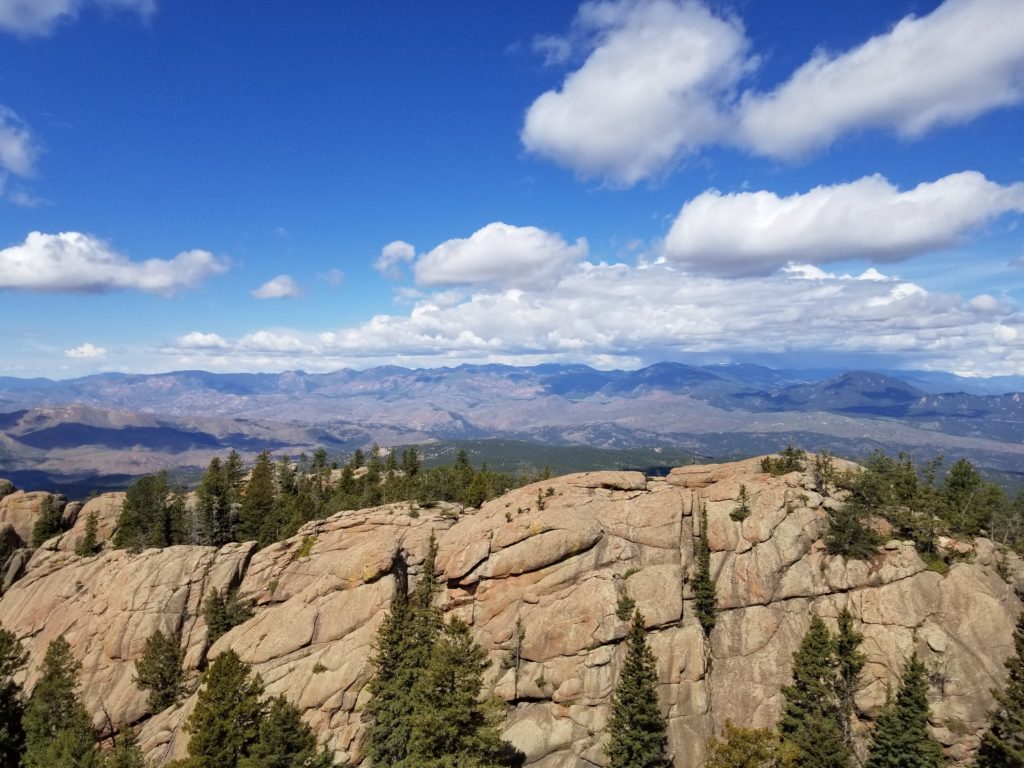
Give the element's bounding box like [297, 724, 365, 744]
[1, 362, 1022, 493]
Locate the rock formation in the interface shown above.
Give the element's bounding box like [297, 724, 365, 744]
[0, 458, 1020, 766]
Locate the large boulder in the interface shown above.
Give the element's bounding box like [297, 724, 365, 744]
[0, 461, 1019, 767]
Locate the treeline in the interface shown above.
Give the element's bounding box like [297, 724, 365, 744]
[759, 447, 1024, 561]
[114, 446, 548, 551]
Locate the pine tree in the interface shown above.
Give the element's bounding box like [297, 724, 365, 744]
[178, 650, 264, 768]
[75, 511, 100, 557]
[31, 494, 65, 547]
[0, 620, 28, 767]
[202, 587, 254, 644]
[977, 612, 1024, 766]
[779, 616, 851, 768]
[406, 617, 522, 768]
[237, 694, 334, 768]
[197, 457, 233, 546]
[365, 535, 442, 767]
[22, 635, 100, 768]
[239, 451, 276, 543]
[605, 610, 671, 768]
[224, 450, 247, 506]
[825, 502, 881, 559]
[113, 472, 185, 551]
[103, 728, 147, 768]
[865, 654, 943, 768]
[134, 628, 186, 711]
[730, 485, 751, 522]
[834, 608, 866, 751]
[693, 504, 717, 635]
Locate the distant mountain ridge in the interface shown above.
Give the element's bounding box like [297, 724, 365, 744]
[0, 362, 1022, 492]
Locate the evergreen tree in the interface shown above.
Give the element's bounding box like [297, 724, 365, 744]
[705, 722, 787, 768]
[31, 494, 65, 547]
[103, 728, 147, 768]
[605, 610, 671, 768]
[134, 628, 186, 711]
[406, 617, 523, 768]
[75, 511, 100, 557]
[113, 472, 185, 551]
[239, 451, 276, 543]
[978, 612, 1024, 767]
[692, 504, 717, 635]
[778, 617, 851, 768]
[865, 655, 943, 768]
[365, 535, 442, 767]
[202, 587, 254, 644]
[224, 450, 247, 506]
[0, 620, 28, 767]
[834, 608, 866, 751]
[237, 694, 334, 768]
[197, 457, 233, 546]
[825, 502, 881, 559]
[177, 650, 264, 768]
[22, 635, 100, 768]
[730, 484, 751, 522]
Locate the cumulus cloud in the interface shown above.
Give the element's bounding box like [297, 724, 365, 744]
[523, 0, 1024, 183]
[0, 106, 37, 177]
[663, 172, 1024, 276]
[177, 331, 228, 350]
[0, 231, 227, 294]
[156, 261, 1024, 376]
[414, 222, 588, 288]
[374, 240, 415, 279]
[522, 0, 751, 185]
[737, 0, 1024, 158]
[0, 0, 156, 36]
[65, 342, 106, 359]
[252, 274, 300, 299]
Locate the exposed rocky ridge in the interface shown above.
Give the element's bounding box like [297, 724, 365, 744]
[0, 460, 1020, 766]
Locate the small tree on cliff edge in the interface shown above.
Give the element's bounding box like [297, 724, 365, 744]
[605, 610, 671, 768]
[977, 611, 1024, 767]
[692, 504, 717, 635]
[0, 620, 27, 767]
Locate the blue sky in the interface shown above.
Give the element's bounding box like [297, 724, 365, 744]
[1, 0, 1023, 377]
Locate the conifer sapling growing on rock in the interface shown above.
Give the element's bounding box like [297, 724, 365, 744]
[134, 628, 186, 712]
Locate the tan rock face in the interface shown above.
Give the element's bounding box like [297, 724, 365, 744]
[0, 490, 66, 546]
[0, 464, 1019, 768]
[52, 492, 124, 553]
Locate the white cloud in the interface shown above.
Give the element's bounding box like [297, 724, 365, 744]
[0, 0, 155, 36]
[177, 331, 228, 350]
[252, 274, 300, 299]
[522, 0, 1024, 183]
[0, 106, 37, 177]
[0, 231, 227, 294]
[522, 0, 750, 185]
[374, 240, 415, 279]
[663, 172, 1024, 276]
[414, 222, 588, 288]
[155, 260, 1024, 376]
[318, 268, 345, 288]
[737, 0, 1024, 158]
[65, 342, 106, 359]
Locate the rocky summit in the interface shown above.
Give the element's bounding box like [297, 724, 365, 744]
[0, 457, 1020, 766]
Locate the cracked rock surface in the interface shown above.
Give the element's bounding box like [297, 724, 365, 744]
[0, 460, 1020, 766]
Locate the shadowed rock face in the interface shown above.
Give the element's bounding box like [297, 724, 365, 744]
[0, 460, 1020, 766]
